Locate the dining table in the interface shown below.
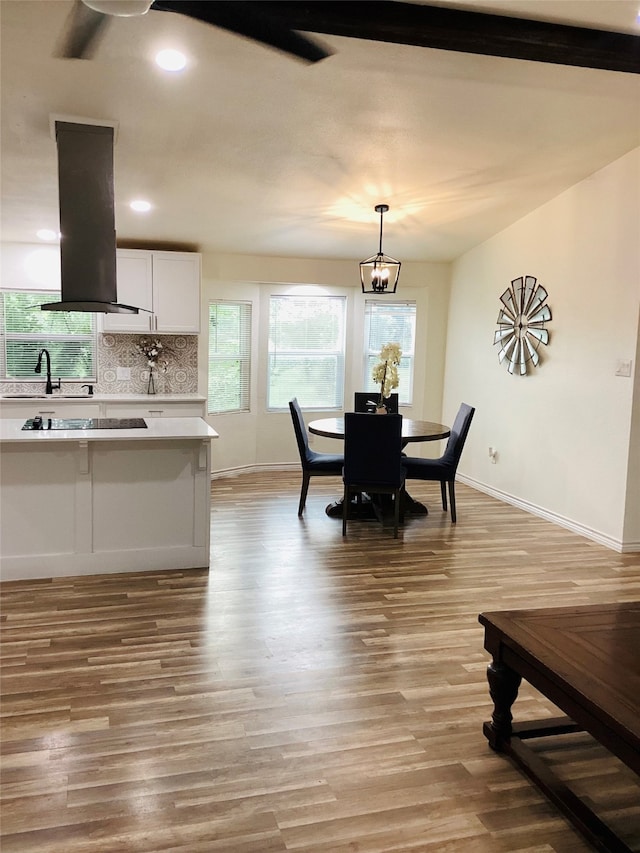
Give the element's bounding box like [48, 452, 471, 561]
[308, 416, 450, 520]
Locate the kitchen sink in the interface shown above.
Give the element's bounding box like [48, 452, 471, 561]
[3, 394, 93, 399]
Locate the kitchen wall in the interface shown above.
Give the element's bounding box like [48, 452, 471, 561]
[97, 334, 198, 394]
[443, 147, 640, 552]
[0, 246, 198, 394]
[0, 330, 198, 396]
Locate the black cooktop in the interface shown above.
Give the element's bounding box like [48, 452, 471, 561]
[23, 417, 147, 431]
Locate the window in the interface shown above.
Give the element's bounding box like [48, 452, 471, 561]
[0, 290, 96, 381]
[208, 300, 251, 414]
[364, 300, 416, 405]
[268, 295, 346, 410]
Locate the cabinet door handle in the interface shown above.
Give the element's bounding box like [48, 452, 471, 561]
[148, 314, 153, 331]
[147, 409, 164, 416]
[38, 410, 56, 415]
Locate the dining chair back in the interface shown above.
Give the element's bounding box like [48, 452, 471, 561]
[354, 392, 399, 413]
[402, 403, 475, 523]
[342, 412, 406, 538]
[289, 398, 344, 516]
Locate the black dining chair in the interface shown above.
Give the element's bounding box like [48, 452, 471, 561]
[402, 403, 475, 523]
[354, 392, 399, 413]
[289, 398, 344, 516]
[342, 412, 406, 538]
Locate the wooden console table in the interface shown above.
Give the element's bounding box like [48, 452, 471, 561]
[479, 602, 640, 853]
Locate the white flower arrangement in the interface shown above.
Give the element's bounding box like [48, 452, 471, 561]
[372, 342, 402, 407]
[135, 337, 171, 373]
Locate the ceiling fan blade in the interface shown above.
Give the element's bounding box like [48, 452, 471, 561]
[150, 1, 332, 64]
[257, 1, 640, 74]
[56, 0, 110, 59]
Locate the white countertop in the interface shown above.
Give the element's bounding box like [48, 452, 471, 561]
[0, 393, 206, 403]
[0, 417, 218, 443]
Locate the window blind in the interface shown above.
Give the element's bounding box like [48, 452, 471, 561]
[208, 300, 252, 414]
[364, 300, 416, 405]
[1, 290, 96, 380]
[268, 294, 346, 410]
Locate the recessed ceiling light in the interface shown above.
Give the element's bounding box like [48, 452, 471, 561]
[130, 200, 152, 212]
[36, 229, 59, 241]
[155, 49, 187, 72]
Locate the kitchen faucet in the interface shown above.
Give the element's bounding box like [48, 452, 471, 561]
[34, 348, 61, 395]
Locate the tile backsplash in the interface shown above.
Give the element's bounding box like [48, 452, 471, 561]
[98, 334, 198, 394]
[2, 334, 199, 396]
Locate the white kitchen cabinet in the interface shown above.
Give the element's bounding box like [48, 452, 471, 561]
[1, 418, 217, 580]
[0, 401, 101, 420]
[152, 252, 201, 334]
[0, 397, 205, 420]
[103, 400, 206, 419]
[102, 249, 201, 334]
[101, 250, 153, 333]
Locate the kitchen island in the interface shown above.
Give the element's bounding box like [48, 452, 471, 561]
[0, 417, 218, 580]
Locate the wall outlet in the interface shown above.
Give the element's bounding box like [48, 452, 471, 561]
[116, 366, 131, 381]
[488, 446, 498, 464]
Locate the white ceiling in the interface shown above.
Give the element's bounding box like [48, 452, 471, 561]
[1, 0, 639, 263]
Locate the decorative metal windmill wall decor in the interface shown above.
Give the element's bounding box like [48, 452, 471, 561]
[493, 276, 552, 375]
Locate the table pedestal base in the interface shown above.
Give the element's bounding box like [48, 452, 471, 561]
[325, 491, 428, 520]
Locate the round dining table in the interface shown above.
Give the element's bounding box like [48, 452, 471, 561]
[308, 417, 450, 445]
[308, 416, 451, 519]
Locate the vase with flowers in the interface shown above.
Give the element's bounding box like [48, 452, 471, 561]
[370, 342, 402, 413]
[135, 337, 172, 394]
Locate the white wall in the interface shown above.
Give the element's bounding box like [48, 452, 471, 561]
[198, 254, 451, 473]
[624, 314, 640, 545]
[1, 243, 60, 290]
[444, 148, 640, 551]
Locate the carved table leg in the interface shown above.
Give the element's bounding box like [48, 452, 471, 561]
[484, 659, 522, 750]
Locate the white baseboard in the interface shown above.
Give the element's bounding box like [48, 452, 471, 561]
[457, 473, 635, 553]
[0, 546, 210, 582]
[212, 463, 298, 479]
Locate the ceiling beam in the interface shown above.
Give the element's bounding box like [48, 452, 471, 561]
[256, 1, 640, 74]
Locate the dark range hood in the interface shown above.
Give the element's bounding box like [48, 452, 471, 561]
[42, 120, 140, 314]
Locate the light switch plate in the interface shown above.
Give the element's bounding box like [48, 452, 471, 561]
[116, 366, 131, 381]
[615, 359, 632, 377]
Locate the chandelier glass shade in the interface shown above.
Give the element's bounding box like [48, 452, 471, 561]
[359, 204, 401, 294]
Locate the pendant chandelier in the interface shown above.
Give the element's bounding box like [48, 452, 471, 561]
[359, 203, 401, 294]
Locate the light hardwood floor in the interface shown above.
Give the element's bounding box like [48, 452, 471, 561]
[1, 472, 639, 852]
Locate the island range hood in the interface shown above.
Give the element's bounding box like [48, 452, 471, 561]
[42, 119, 140, 314]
